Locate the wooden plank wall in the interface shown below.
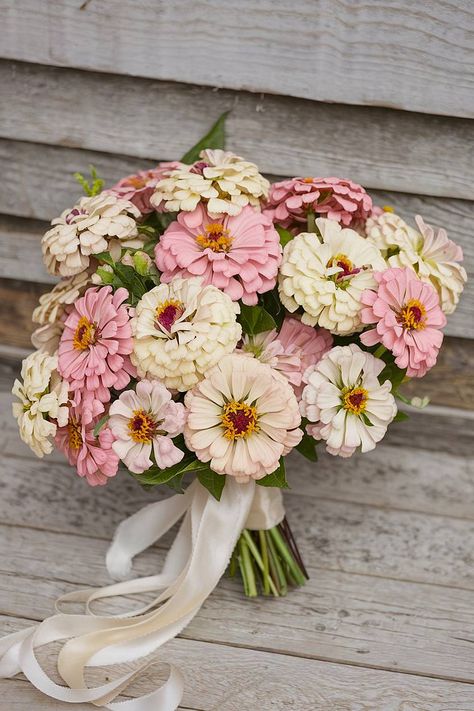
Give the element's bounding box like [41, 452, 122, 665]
[0, 1, 472, 414]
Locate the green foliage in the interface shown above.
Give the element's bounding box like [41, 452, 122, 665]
[259, 288, 285, 330]
[257, 459, 289, 489]
[94, 252, 154, 305]
[181, 112, 229, 164]
[295, 432, 318, 462]
[275, 224, 293, 247]
[74, 165, 104, 197]
[393, 410, 409, 422]
[197, 466, 227, 501]
[92, 414, 110, 437]
[131, 454, 210, 492]
[239, 303, 276, 336]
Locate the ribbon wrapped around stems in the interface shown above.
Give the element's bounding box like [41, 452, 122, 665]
[0, 478, 285, 709]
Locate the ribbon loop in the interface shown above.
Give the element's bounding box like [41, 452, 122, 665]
[0, 479, 259, 710]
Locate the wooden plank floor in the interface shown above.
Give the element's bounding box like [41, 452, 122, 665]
[1, 381, 474, 709]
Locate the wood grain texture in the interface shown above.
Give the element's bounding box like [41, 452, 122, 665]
[0, 138, 472, 338]
[3, 626, 474, 711]
[2, 519, 474, 681]
[2, 1, 474, 118]
[1, 60, 473, 200]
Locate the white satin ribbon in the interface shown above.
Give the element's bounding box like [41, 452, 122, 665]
[0, 479, 283, 709]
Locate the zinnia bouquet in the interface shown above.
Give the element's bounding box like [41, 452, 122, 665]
[2, 115, 466, 709]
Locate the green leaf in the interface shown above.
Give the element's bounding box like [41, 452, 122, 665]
[380, 359, 407, 392]
[132, 454, 208, 487]
[393, 410, 409, 422]
[93, 414, 110, 437]
[197, 466, 227, 501]
[94, 251, 115, 266]
[112, 263, 149, 299]
[275, 224, 293, 247]
[181, 112, 229, 164]
[295, 432, 318, 462]
[239, 304, 276, 336]
[256, 459, 289, 489]
[96, 266, 114, 284]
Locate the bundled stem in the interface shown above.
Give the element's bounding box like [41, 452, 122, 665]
[229, 517, 308, 597]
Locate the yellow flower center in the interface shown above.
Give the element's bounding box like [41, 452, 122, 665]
[196, 223, 233, 253]
[126, 172, 153, 190]
[342, 387, 368, 415]
[222, 401, 259, 440]
[73, 316, 97, 350]
[303, 177, 314, 183]
[155, 299, 185, 331]
[68, 419, 83, 450]
[399, 299, 426, 331]
[128, 409, 157, 444]
[328, 254, 361, 286]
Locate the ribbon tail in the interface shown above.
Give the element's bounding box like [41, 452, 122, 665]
[0, 478, 256, 710]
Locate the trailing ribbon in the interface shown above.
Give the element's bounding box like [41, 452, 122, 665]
[0, 479, 283, 709]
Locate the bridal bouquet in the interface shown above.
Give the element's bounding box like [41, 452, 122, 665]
[4, 114, 466, 708]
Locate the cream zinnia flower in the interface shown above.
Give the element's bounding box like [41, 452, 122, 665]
[131, 277, 241, 391]
[279, 218, 385, 335]
[12, 351, 69, 457]
[42, 193, 142, 277]
[366, 212, 466, 314]
[151, 149, 269, 216]
[184, 354, 302, 482]
[301, 344, 397, 458]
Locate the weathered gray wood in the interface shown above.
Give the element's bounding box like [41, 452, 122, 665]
[0, 140, 472, 338]
[3, 623, 474, 711]
[0, 215, 53, 283]
[2, 523, 474, 683]
[2, 1, 474, 118]
[1, 60, 473, 199]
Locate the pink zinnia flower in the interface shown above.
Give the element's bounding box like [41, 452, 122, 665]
[108, 379, 186, 474]
[265, 177, 372, 229]
[55, 407, 119, 486]
[360, 268, 446, 378]
[108, 162, 182, 214]
[155, 203, 282, 305]
[58, 286, 135, 424]
[241, 317, 333, 397]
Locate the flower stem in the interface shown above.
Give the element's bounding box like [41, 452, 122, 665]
[269, 527, 307, 586]
[266, 529, 288, 596]
[373, 345, 386, 359]
[259, 530, 270, 595]
[239, 537, 258, 597]
[242, 530, 278, 596]
[307, 210, 316, 233]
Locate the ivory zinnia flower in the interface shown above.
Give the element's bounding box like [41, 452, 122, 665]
[279, 218, 385, 335]
[42, 193, 142, 277]
[184, 354, 302, 482]
[241, 317, 333, 397]
[58, 286, 135, 424]
[301, 344, 397, 457]
[151, 149, 269, 216]
[131, 277, 241, 391]
[365, 212, 466, 314]
[109, 380, 186, 473]
[360, 267, 446, 378]
[12, 351, 69, 457]
[55, 407, 119, 486]
[265, 177, 372, 229]
[155, 203, 282, 305]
